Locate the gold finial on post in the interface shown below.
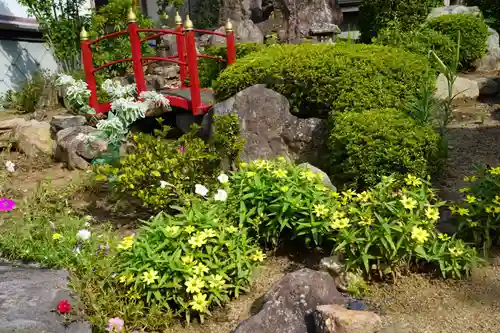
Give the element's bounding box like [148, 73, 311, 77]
[175, 11, 182, 25]
[225, 19, 233, 32]
[184, 14, 193, 30]
[127, 7, 137, 22]
[80, 26, 89, 40]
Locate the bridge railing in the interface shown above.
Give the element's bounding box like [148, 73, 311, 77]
[79, 9, 236, 115]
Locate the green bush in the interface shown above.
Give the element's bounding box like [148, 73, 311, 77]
[375, 27, 457, 68]
[115, 200, 262, 320]
[4, 70, 55, 113]
[328, 109, 443, 187]
[358, 0, 441, 43]
[214, 43, 431, 116]
[451, 165, 500, 255]
[88, 0, 154, 77]
[95, 116, 243, 210]
[427, 14, 489, 69]
[229, 157, 336, 247]
[199, 43, 265, 88]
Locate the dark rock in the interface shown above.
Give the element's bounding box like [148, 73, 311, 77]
[54, 126, 109, 170]
[50, 115, 87, 135]
[233, 268, 345, 333]
[204, 85, 328, 166]
[0, 264, 91, 333]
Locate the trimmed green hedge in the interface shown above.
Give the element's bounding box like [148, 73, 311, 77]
[375, 27, 457, 68]
[198, 43, 265, 88]
[358, 0, 441, 43]
[427, 14, 489, 69]
[328, 109, 444, 187]
[213, 43, 432, 117]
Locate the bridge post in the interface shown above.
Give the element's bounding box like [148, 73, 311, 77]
[184, 15, 202, 115]
[225, 19, 236, 65]
[175, 12, 187, 88]
[127, 8, 147, 94]
[80, 27, 99, 112]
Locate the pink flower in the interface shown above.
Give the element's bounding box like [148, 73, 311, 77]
[106, 317, 124, 332]
[179, 145, 185, 153]
[0, 198, 15, 211]
[57, 300, 71, 313]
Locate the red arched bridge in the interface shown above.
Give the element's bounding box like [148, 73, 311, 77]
[80, 9, 236, 116]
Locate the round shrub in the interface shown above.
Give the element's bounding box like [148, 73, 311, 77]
[427, 14, 489, 69]
[199, 42, 266, 88]
[328, 109, 443, 187]
[214, 43, 432, 117]
[358, 0, 441, 43]
[375, 27, 457, 68]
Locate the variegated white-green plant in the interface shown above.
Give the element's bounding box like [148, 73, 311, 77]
[56, 74, 170, 160]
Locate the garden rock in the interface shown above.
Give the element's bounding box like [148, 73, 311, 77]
[232, 268, 345, 333]
[0, 118, 53, 157]
[209, 20, 264, 45]
[204, 85, 328, 166]
[50, 115, 87, 135]
[274, 0, 343, 41]
[435, 74, 479, 100]
[299, 163, 336, 191]
[54, 126, 108, 170]
[313, 304, 382, 333]
[0, 264, 91, 333]
[427, 5, 481, 20]
[474, 27, 500, 72]
[0, 118, 27, 149]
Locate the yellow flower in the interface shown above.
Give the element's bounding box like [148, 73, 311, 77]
[331, 217, 350, 230]
[52, 233, 62, 240]
[255, 160, 270, 170]
[315, 185, 327, 192]
[405, 174, 422, 186]
[165, 225, 180, 235]
[400, 196, 418, 210]
[185, 226, 196, 234]
[463, 175, 477, 182]
[356, 191, 372, 202]
[489, 166, 500, 175]
[193, 263, 209, 276]
[457, 207, 470, 216]
[300, 169, 316, 182]
[359, 216, 373, 226]
[425, 207, 440, 221]
[188, 234, 207, 248]
[208, 274, 226, 289]
[246, 171, 256, 177]
[126, 289, 141, 300]
[342, 189, 356, 199]
[190, 293, 209, 313]
[469, 221, 479, 227]
[438, 233, 450, 241]
[117, 235, 135, 251]
[272, 169, 287, 178]
[278, 156, 286, 162]
[465, 195, 477, 204]
[332, 210, 346, 219]
[411, 226, 429, 244]
[142, 269, 159, 285]
[200, 229, 217, 239]
[459, 187, 471, 193]
[119, 274, 134, 285]
[494, 196, 500, 205]
[280, 185, 290, 192]
[313, 204, 329, 218]
[249, 249, 266, 262]
[449, 246, 464, 257]
[225, 226, 238, 233]
[330, 191, 340, 199]
[181, 254, 194, 265]
[185, 276, 206, 293]
[239, 162, 248, 168]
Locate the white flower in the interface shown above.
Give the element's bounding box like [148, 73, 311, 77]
[76, 229, 91, 241]
[56, 74, 75, 86]
[195, 184, 209, 197]
[160, 180, 168, 188]
[214, 189, 228, 202]
[5, 160, 15, 173]
[217, 173, 229, 184]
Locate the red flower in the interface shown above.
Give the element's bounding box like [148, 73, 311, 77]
[57, 300, 71, 313]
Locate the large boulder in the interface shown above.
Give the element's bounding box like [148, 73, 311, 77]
[313, 305, 382, 333]
[50, 115, 87, 135]
[203, 85, 328, 166]
[208, 19, 264, 45]
[273, 0, 343, 41]
[233, 268, 345, 333]
[0, 264, 91, 333]
[435, 74, 480, 100]
[0, 118, 53, 157]
[427, 5, 481, 19]
[474, 27, 500, 72]
[54, 126, 109, 170]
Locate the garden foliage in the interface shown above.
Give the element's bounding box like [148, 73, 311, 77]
[358, 0, 441, 43]
[427, 13, 489, 69]
[328, 109, 444, 188]
[466, 0, 500, 31]
[214, 43, 431, 117]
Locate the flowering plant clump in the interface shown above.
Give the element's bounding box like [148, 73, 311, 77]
[57, 299, 71, 313]
[0, 198, 16, 212]
[228, 157, 336, 247]
[332, 174, 478, 279]
[115, 196, 261, 322]
[451, 165, 500, 256]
